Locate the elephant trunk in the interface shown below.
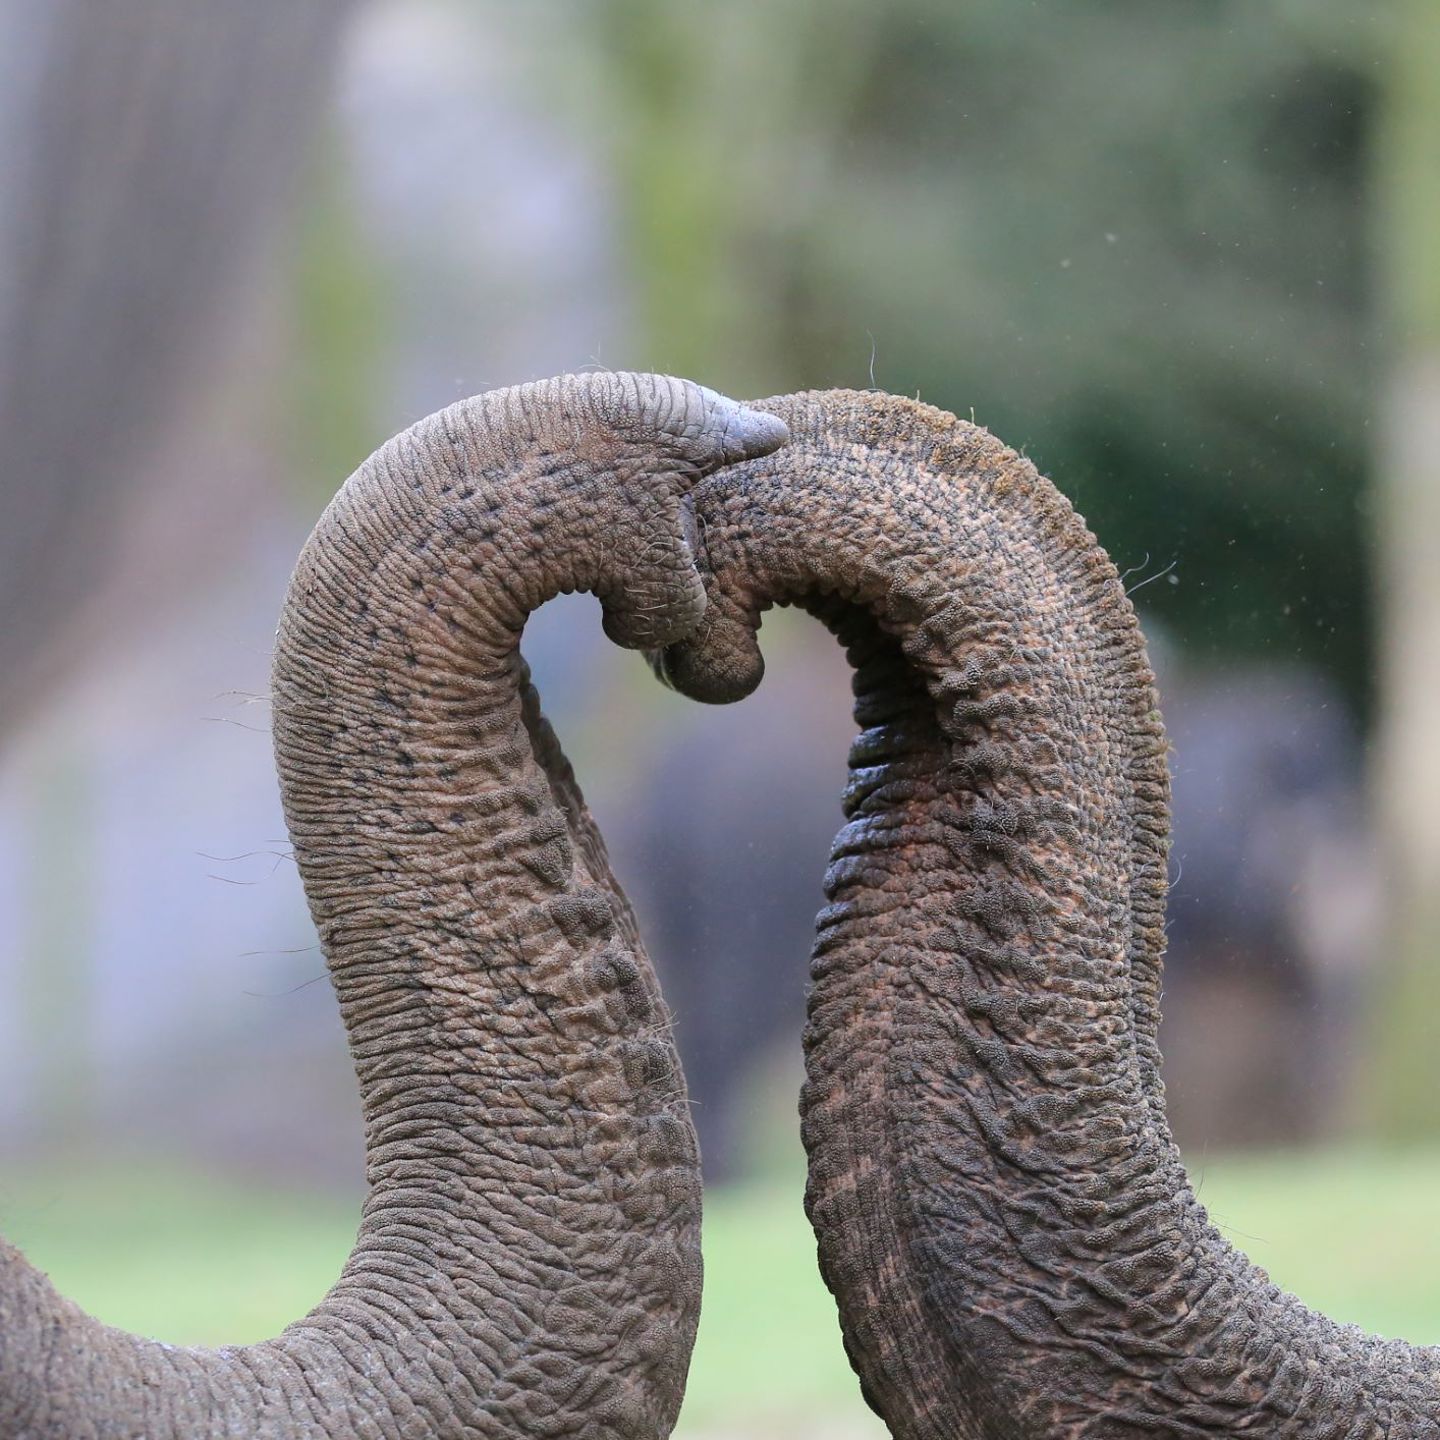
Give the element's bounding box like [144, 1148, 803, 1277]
[660, 389, 1440, 1439]
[0, 373, 787, 1439]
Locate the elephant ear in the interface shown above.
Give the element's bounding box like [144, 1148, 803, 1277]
[0, 372, 785, 1440]
[658, 387, 1440, 1440]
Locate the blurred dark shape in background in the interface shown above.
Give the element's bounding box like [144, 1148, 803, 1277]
[0, 0, 1435, 1206]
[617, 620, 856, 1180]
[1160, 661, 1376, 1151]
[618, 643, 1379, 1178]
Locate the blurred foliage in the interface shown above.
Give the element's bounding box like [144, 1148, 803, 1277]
[542, 0, 1385, 700]
[1376, 0, 1440, 347]
[5, 1143, 1439, 1434]
[285, 139, 391, 505]
[1366, 0, 1440, 1142]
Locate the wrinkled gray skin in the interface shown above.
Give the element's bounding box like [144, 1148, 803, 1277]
[0, 373, 786, 1439]
[6, 372, 1437, 1440]
[660, 389, 1440, 1439]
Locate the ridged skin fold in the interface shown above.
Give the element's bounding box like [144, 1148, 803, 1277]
[0, 372, 786, 1440]
[661, 390, 1440, 1440]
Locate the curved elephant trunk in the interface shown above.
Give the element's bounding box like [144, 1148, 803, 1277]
[661, 390, 1440, 1439]
[0, 372, 786, 1439]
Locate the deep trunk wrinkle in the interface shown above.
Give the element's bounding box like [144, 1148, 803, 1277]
[659, 390, 1440, 1440]
[0, 373, 787, 1440]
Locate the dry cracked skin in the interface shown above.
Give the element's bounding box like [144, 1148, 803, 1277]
[1, 372, 1436, 1439]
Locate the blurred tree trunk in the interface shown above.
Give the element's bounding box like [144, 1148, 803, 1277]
[0, 0, 356, 742]
[1370, 0, 1440, 1141]
[0, 0, 355, 1146]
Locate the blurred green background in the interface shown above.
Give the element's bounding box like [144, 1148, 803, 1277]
[2, 1, 1439, 1434]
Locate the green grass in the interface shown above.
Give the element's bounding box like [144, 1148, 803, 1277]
[0, 1163, 359, 1349]
[1188, 1147, 1440, 1346]
[3, 1148, 1439, 1436]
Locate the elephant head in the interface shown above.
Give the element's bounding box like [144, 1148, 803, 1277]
[0, 372, 787, 1439]
[658, 388, 1440, 1438]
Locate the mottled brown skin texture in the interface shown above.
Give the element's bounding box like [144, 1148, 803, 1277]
[660, 390, 1440, 1440]
[0, 373, 787, 1439]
